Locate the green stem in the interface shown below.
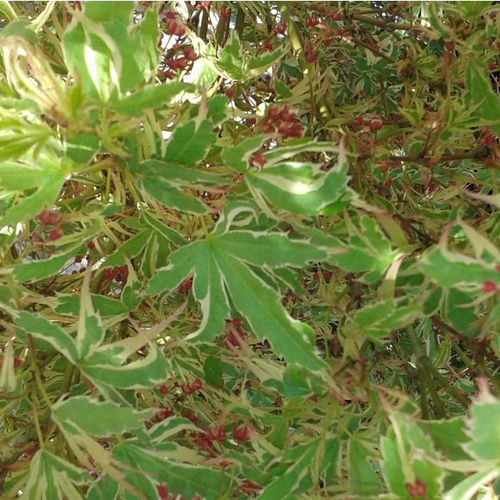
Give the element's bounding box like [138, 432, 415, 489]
[235, 8, 245, 38]
[199, 7, 209, 41]
[408, 325, 470, 410]
[407, 326, 446, 418]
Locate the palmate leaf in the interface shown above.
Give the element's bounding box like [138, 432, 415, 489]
[22, 450, 89, 500]
[343, 299, 422, 341]
[5, 220, 100, 282]
[215, 31, 288, 81]
[420, 222, 500, 292]
[52, 396, 152, 437]
[62, 2, 159, 102]
[147, 229, 328, 371]
[111, 442, 231, 500]
[131, 161, 227, 214]
[12, 285, 168, 389]
[222, 137, 350, 215]
[381, 413, 444, 500]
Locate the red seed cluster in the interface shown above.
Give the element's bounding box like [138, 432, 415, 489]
[260, 104, 303, 138]
[162, 46, 198, 79]
[181, 378, 203, 395]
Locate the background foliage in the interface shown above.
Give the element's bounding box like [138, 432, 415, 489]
[0, 1, 499, 499]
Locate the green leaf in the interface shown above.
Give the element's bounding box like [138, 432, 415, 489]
[419, 418, 471, 460]
[344, 299, 422, 340]
[66, 133, 99, 164]
[164, 118, 216, 167]
[258, 443, 317, 499]
[348, 438, 382, 495]
[382, 414, 444, 500]
[110, 82, 189, 116]
[203, 356, 223, 388]
[142, 210, 188, 247]
[212, 231, 328, 267]
[140, 177, 207, 214]
[0, 174, 64, 227]
[103, 230, 153, 268]
[189, 243, 230, 342]
[466, 392, 500, 461]
[466, 59, 500, 136]
[22, 450, 89, 500]
[246, 45, 288, 77]
[443, 468, 500, 500]
[12, 244, 83, 283]
[148, 231, 327, 369]
[113, 442, 231, 500]
[76, 287, 106, 360]
[221, 135, 268, 173]
[420, 246, 500, 290]
[147, 241, 202, 295]
[62, 2, 159, 101]
[15, 311, 79, 362]
[55, 294, 129, 317]
[246, 149, 349, 215]
[0, 19, 38, 45]
[215, 31, 244, 80]
[81, 346, 169, 389]
[214, 250, 326, 371]
[52, 396, 152, 436]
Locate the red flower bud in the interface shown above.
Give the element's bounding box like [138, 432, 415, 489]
[306, 16, 319, 27]
[273, 21, 287, 34]
[225, 87, 235, 99]
[181, 383, 194, 395]
[305, 50, 317, 63]
[178, 277, 192, 292]
[175, 57, 189, 70]
[183, 46, 198, 61]
[182, 409, 198, 423]
[190, 378, 203, 391]
[330, 9, 342, 21]
[166, 19, 185, 36]
[206, 425, 226, 442]
[483, 280, 497, 292]
[369, 117, 383, 131]
[157, 484, 169, 500]
[232, 425, 249, 442]
[48, 227, 63, 240]
[38, 209, 63, 226]
[159, 384, 168, 395]
[220, 7, 230, 18]
[262, 40, 274, 51]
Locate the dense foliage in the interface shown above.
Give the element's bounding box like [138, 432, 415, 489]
[0, 1, 499, 499]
